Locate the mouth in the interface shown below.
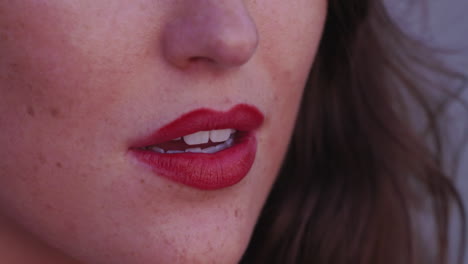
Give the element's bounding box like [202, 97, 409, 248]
[129, 104, 264, 190]
[141, 128, 238, 154]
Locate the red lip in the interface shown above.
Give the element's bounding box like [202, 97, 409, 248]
[130, 104, 264, 190]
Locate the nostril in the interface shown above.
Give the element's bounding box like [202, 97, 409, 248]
[189, 57, 215, 64]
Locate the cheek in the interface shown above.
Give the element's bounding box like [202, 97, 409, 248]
[0, 3, 132, 244]
[253, 0, 326, 105]
[0, 1, 144, 165]
[239, 0, 326, 222]
[251, 0, 326, 155]
[0, 0, 155, 120]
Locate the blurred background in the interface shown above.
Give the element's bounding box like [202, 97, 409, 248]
[387, 0, 468, 262]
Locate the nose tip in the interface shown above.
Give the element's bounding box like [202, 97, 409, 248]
[162, 3, 259, 70]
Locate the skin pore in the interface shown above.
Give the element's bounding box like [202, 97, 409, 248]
[0, 0, 326, 263]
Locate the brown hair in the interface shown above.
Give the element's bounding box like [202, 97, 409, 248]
[241, 0, 466, 263]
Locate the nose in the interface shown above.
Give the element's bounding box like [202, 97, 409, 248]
[162, 0, 259, 70]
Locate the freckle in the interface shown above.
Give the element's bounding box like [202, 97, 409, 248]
[49, 107, 61, 118]
[38, 153, 47, 164]
[65, 221, 77, 234]
[138, 2, 148, 11]
[223, 98, 233, 104]
[0, 34, 8, 41]
[234, 208, 241, 218]
[26, 106, 35, 117]
[140, 179, 145, 184]
[30, 190, 40, 198]
[55, 162, 63, 168]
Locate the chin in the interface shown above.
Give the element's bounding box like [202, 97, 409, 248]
[61, 229, 249, 264]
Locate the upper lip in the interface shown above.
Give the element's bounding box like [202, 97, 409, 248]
[131, 104, 264, 148]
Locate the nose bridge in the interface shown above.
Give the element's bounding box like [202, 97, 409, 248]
[162, 0, 259, 69]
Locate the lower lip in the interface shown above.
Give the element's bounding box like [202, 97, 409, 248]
[131, 134, 257, 190]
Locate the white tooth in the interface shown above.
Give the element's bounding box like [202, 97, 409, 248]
[226, 137, 234, 146]
[201, 138, 235, 154]
[183, 131, 209, 145]
[215, 143, 228, 152]
[209, 129, 232, 143]
[151, 147, 165, 153]
[217, 139, 232, 151]
[172, 137, 181, 141]
[166, 150, 184, 154]
[185, 147, 202, 153]
[201, 146, 219, 154]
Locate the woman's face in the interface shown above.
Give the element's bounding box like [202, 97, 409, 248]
[0, 0, 326, 263]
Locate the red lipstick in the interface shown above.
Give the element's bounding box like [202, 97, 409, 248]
[130, 104, 264, 190]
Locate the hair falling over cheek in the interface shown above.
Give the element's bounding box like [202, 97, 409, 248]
[241, 1, 466, 264]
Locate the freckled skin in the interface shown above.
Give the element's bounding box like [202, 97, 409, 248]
[0, 0, 326, 264]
